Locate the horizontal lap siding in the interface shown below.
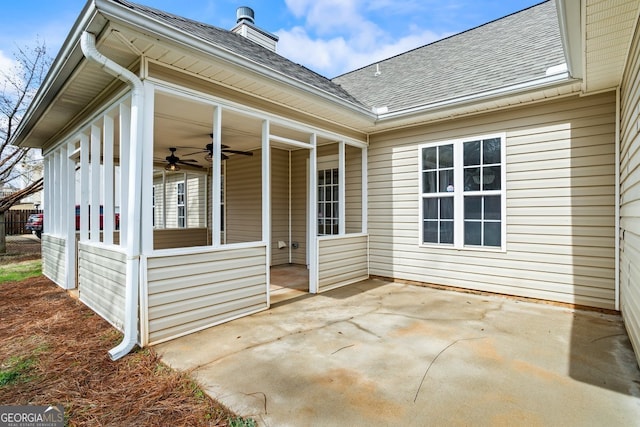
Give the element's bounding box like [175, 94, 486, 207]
[226, 150, 262, 243]
[318, 235, 368, 292]
[146, 245, 268, 344]
[620, 19, 640, 366]
[369, 92, 616, 308]
[290, 150, 308, 265]
[153, 228, 208, 250]
[42, 234, 66, 287]
[78, 243, 126, 330]
[271, 148, 290, 266]
[346, 145, 363, 233]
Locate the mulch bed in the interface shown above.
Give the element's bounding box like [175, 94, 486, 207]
[0, 275, 237, 426]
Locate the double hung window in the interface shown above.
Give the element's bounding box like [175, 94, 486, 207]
[318, 167, 339, 235]
[420, 134, 505, 249]
[177, 181, 186, 228]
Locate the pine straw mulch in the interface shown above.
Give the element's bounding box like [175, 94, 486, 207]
[0, 275, 238, 426]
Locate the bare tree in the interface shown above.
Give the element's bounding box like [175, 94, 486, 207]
[0, 39, 51, 253]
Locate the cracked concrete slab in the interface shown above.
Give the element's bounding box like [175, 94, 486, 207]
[155, 279, 640, 426]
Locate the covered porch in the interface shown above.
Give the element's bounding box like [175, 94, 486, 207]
[41, 74, 369, 347]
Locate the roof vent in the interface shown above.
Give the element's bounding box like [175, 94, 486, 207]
[236, 6, 255, 25]
[231, 6, 279, 52]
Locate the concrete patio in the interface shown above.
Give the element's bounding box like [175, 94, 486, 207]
[156, 279, 640, 426]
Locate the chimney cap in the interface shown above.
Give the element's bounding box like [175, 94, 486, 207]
[236, 6, 255, 24]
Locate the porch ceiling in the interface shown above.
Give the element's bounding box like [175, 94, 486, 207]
[583, 0, 640, 93]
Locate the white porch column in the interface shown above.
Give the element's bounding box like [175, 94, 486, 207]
[361, 145, 368, 233]
[53, 149, 62, 234]
[308, 133, 318, 293]
[119, 102, 131, 247]
[338, 141, 346, 235]
[262, 119, 271, 258]
[42, 156, 50, 234]
[90, 124, 101, 242]
[79, 133, 90, 242]
[64, 141, 77, 290]
[103, 113, 115, 244]
[211, 106, 222, 247]
[140, 82, 155, 255]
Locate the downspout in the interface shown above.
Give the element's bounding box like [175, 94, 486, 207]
[615, 86, 621, 311]
[80, 31, 144, 360]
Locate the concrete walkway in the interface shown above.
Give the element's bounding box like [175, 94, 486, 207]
[156, 279, 640, 426]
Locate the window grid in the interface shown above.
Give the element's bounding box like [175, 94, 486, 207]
[318, 168, 339, 235]
[421, 143, 455, 245]
[152, 186, 156, 228]
[420, 135, 504, 249]
[177, 181, 186, 228]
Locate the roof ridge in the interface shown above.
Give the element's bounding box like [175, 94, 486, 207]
[109, 0, 363, 106]
[332, 0, 551, 79]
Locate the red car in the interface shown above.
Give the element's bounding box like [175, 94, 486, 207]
[25, 213, 44, 238]
[25, 207, 120, 239]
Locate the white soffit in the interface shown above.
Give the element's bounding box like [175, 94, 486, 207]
[584, 0, 640, 93]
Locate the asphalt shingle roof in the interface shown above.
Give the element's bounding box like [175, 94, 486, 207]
[112, 0, 564, 116]
[332, 0, 565, 113]
[111, 0, 363, 106]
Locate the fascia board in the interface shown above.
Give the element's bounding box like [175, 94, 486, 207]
[376, 72, 578, 123]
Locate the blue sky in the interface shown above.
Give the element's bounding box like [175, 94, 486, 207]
[0, 0, 543, 78]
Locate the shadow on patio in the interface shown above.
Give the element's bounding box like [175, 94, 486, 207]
[155, 279, 640, 426]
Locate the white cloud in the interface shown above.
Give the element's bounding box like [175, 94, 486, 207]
[0, 49, 16, 78]
[276, 20, 449, 77]
[277, 0, 454, 76]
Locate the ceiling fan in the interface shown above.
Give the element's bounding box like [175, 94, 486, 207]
[161, 147, 202, 171]
[183, 134, 254, 161]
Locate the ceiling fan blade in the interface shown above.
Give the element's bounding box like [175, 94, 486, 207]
[182, 150, 206, 157]
[178, 158, 200, 163]
[222, 149, 253, 156]
[177, 160, 203, 168]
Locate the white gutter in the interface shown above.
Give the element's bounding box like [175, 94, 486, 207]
[80, 31, 144, 360]
[615, 86, 621, 311]
[555, 0, 583, 79]
[377, 71, 574, 121]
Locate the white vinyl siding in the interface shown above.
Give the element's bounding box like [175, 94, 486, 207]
[152, 172, 207, 230]
[42, 234, 66, 287]
[145, 244, 268, 344]
[369, 92, 616, 309]
[620, 19, 640, 367]
[291, 150, 309, 265]
[318, 234, 368, 292]
[225, 149, 262, 243]
[345, 144, 363, 234]
[78, 243, 127, 330]
[271, 148, 290, 265]
[153, 228, 208, 250]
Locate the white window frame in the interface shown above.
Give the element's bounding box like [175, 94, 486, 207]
[152, 185, 156, 228]
[419, 133, 506, 251]
[317, 155, 339, 236]
[177, 180, 186, 228]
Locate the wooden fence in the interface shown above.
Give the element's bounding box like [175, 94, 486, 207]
[4, 209, 42, 235]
